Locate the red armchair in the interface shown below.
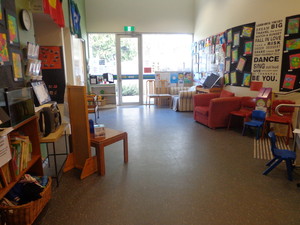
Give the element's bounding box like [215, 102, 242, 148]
[193, 90, 242, 129]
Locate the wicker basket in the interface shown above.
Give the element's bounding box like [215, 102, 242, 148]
[0, 177, 52, 225]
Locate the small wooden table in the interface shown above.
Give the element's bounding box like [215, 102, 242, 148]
[90, 128, 128, 176]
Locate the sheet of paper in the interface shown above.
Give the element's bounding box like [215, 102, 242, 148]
[0, 135, 12, 167]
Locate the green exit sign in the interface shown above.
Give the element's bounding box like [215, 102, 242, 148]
[124, 26, 135, 32]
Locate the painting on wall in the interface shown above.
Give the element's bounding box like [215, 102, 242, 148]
[227, 29, 232, 43]
[282, 74, 296, 89]
[236, 57, 247, 72]
[287, 17, 300, 34]
[225, 59, 231, 72]
[242, 72, 251, 86]
[233, 32, 240, 47]
[289, 53, 300, 69]
[286, 38, 300, 51]
[242, 26, 253, 38]
[231, 48, 238, 63]
[244, 41, 253, 55]
[11, 50, 23, 81]
[226, 44, 231, 58]
[0, 30, 9, 64]
[6, 11, 19, 46]
[0, 0, 3, 25]
[224, 73, 230, 85]
[230, 71, 237, 84]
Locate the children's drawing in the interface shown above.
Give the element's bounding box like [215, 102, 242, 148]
[287, 17, 300, 34]
[0, 32, 9, 63]
[231, 48, 238, 63]
[286, 38, 300, 51]
[289, 53, 300, 69]
[227, 29, 232, 43]
[170, 73, 178, 84]
[226, 44, 231, 58]
[236, 57, 247, 72]
[244, 41, 253, 55]
[225, 59, 231, 72]
[242, 26, 253, 37]
[224, 73, 230, 85]
[233, 32, 240, 46]
[7, 14, 19, 45]
[282, 74, 296, 89]
[230, 71, 237, 84]
[243, 73, 251, 86]
[12, 52, 22, 80]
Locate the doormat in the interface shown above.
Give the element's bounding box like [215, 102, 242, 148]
[253, 136, 291, 160]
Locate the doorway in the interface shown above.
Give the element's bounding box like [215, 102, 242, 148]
[116, 34, 143, 105]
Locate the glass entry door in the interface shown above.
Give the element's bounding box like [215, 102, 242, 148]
[116, 34, 143, 105]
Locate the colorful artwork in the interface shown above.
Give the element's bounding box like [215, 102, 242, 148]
[287, 18, 300, 34]
[226, 44, 231, 58]
[231, 48, 238, 63]
[170, 73, 178, 84]
[7, 14, 19, 45]
[244, 41, 253, 55]
[236, 57, 247, 72]
[242, 26, 253, 37]
[286, 38, 300, 51]
[289, 53, 300, 69]
[230, 71, 237, 84]
[227, 29, 232, 43]
[243, 73, 251, 86]
[0, 32, 9, 63]
[39, 46, 62, 69]
[282, 74, 296, 89]
[224, 73, 230, 85]
[184, 72, 193, 83]
[233, 32, 240, 46]
[0, 0, 2, 21]
[225, 59, 231, 72]
[12, 52, 22, 80]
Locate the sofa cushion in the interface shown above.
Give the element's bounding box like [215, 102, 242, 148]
[194, 106, 209, 116]
[220, 90, 235, 98]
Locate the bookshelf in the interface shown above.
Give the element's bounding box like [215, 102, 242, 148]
[0, 116, 43, 199]
[90, 84, 117, 109]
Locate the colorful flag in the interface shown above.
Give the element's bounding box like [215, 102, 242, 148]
[43, 0, 65, 27]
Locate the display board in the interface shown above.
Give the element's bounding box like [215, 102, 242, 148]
[280, 14, 300, 91]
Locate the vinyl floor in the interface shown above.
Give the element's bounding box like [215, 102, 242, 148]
[34, 105, 300, 225]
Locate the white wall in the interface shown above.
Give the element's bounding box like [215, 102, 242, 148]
[85, 0, 194, 33]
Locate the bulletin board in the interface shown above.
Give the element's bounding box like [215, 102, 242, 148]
[280, 14, 300, 91]
[39, 46, 65, 103]
[224, 22, 256, 87]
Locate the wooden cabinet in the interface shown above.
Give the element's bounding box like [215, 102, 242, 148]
[0, 116, 43, 199]
[91, 84, 117, 108]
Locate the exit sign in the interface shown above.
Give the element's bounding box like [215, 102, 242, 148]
[124, 26, 135, 32]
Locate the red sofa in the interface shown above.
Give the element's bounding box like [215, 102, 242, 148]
[193, 90, 242, 129]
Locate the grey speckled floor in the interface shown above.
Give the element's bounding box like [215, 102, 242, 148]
[34, 106, 300, 225]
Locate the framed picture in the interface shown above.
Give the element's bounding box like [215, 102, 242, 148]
[236, 57, 247, 72]
[11, 49, 23, 81]
[244, 41, 253, 55]
[0, 27, 10, 65]
[233, 32, 240, 47]
[6, 10, 20, 46]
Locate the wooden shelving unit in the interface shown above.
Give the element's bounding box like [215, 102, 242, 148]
[0, 116, 43, 199]
[91, 84, 117, 109]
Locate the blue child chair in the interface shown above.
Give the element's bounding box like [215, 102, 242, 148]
[263, 131, 296, 181]
[242, 110, 266, 139]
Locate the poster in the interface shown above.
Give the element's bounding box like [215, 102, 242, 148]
[12, 52, 22, 80]
[39, 46, 62, 69]
[251, 19, 284, 89]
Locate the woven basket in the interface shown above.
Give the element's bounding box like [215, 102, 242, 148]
[0, 177, 52, 225]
